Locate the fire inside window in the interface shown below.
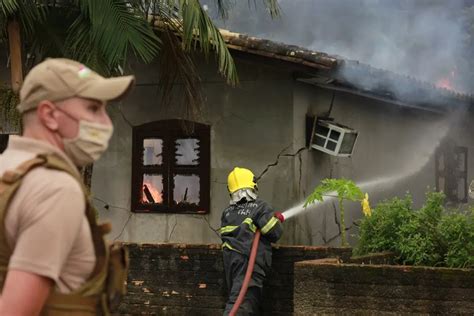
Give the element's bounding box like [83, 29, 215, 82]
[131, 120, 210, 214]
[435, 144, 468, 204]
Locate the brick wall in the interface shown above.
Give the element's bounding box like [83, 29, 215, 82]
[117, 243, 351, 315]
[294, 258, 474, 315]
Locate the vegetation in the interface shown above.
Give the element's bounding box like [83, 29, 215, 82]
[0, 0, 279, 119]
[355, 191, 474, 269]
[0, 88, 20, 133]
[305, 178, 369, 247]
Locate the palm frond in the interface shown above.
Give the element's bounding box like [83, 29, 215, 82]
[0, 0, 20, 16]
[177, 0, 238, 85]
[64, 13, 111, 73]
[212, 0, 280, 20]
[73, 0, 160, 72]
[0, 0, 47, 40]
[157, 28, 204, 122]
[16, 1, 47, 36]
[261, 0, 280, 18]
[28, 6, 77, 62]
[145, 1, 203, 120]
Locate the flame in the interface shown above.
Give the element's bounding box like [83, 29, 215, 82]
[435, 69, 456, 91]
[436, 78, 453, 90]
[142, 181, 163, 204]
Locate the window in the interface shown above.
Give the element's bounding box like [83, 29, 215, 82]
[0, 134, 9, 154]
[435, 143, 468, 204]
[131, 120, 210, 214]
[305, 116, 358, 157]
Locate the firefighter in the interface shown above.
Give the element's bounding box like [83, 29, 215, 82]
[220, 167, 284, 315]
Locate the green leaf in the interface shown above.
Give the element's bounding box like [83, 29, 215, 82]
[177, 0, 238, 84]
[305, 178, 364, 207]
[211, 0, 280, 20]
[70, 0, 160, 73]
[0, 0, 20, 16]
[0, 0, 47, 41]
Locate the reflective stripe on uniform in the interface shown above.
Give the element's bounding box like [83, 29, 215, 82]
[219, 225, 238, 234]
[242, 218, 257, 233]
[219, 218, 256, 235]
[261, 216, 279, 234]
[222, 242, 241, 253]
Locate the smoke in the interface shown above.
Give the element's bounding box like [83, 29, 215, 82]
[203, 0, 474, 94]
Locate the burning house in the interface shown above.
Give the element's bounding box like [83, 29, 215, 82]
[38, 29, 468, 247]
[1, 27, 473, 315]
[1, 1, 472, 312]
[0, 29, 472, 246]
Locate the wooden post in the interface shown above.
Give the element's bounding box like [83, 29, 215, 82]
[81, 164, 94, 190]
[8, 19, 23, 93]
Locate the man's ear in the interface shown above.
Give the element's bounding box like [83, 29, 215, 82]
[37, 101, 59, 131]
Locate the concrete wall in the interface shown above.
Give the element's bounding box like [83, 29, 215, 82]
[92, 53, 473, 246]
[284, 82, 469, 246]
[118, 243, 351, 315]
[92, 55, 297, 244]
[294, 259, 474, 315]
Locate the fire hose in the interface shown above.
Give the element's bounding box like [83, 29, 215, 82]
[229, 230, 261, 316]
[229, 213, 284, 316]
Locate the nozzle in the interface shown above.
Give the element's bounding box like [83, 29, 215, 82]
[274, 212, 285, 223]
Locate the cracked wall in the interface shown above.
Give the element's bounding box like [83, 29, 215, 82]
[285, 82, 474, 247]
[92, 55, 298, 244]
[91, 53, 474, 246]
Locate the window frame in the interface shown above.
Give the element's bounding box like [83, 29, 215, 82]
[131, 119, 210, 214]
[435, 144, 468, 204]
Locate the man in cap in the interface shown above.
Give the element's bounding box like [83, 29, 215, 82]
[220, 167, 284, 315]
[0, 58, 134, 315]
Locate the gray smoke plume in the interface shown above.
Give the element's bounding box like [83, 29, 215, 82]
[203, 0, 474, 94]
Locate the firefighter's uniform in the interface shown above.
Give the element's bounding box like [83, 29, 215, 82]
[220, 167, 283, 315]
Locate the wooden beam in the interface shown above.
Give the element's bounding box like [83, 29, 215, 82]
[8, 19, 23, 93]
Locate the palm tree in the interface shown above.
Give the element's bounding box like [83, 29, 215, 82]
[0, 1, 279, 113]
[0, 0, 279, 186]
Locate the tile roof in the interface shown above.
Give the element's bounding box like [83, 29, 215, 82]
[220, 29, 473, 110]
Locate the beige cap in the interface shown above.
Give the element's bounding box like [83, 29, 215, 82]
[18, 58, 135, 113]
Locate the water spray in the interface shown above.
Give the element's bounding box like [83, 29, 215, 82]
[281, 114, 453, 220]
[282, 193, 335, 220]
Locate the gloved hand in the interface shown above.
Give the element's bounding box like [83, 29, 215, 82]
[274, 212, 285, 223]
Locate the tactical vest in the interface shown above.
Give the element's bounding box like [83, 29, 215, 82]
[0, 153, 129, 315]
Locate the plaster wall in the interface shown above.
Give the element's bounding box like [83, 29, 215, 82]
[286, 82, 468, 246]
[92, 55, 473, 246]
[92, 56, 296, 244]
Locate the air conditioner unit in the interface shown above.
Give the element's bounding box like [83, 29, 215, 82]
[309, 118, 358, 157]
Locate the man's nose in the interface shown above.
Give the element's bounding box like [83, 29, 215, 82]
[99, 110, 112, 126]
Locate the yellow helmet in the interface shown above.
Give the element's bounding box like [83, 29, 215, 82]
[227, 167, 257, 194]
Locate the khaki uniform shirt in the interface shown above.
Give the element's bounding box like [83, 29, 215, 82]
[0, 136, 95, 293]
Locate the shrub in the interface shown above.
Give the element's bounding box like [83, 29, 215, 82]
[354, 195, 412, 256]
[437, 211, 474, 268]
[355, 191, 474, 268]
[396, 192, 444, 266]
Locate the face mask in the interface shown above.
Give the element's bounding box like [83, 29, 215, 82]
[230, 188, 257, 205]
[63, 120, 114, 167]
[54, 106, 113, 167]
